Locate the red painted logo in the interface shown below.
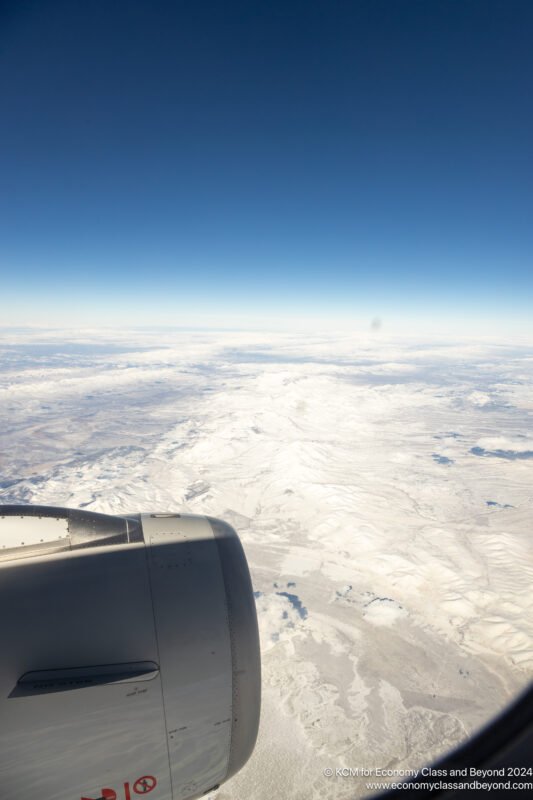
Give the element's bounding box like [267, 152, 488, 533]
[81, 775, 157, 800]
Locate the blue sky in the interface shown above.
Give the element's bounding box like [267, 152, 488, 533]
[1, 0, 532, 332]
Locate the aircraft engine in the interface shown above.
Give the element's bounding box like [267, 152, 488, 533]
[0, 505, 261, 800]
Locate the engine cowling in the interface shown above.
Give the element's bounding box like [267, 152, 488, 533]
[0, 506, 261, 800]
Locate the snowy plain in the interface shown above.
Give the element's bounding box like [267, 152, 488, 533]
[1, 327, 532, 799]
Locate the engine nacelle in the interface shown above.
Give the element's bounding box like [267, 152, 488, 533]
[0, 506, 261, 800]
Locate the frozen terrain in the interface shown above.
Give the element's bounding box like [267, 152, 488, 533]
[1, 327, 532, 799]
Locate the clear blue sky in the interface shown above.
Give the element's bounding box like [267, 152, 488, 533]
[1, 0, 532, 332]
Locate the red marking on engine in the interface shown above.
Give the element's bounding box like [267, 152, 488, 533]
[133, 775, 157, 794]
[80, 790, 116, 800]
[80, 774, 157, 800]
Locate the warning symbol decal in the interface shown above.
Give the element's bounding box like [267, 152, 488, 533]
[133, 776, 157, 794]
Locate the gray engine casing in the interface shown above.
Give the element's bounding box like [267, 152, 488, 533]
[0, 506, 261, 800]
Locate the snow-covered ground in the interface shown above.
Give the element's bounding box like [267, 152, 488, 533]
[1, 327, 532, 799]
